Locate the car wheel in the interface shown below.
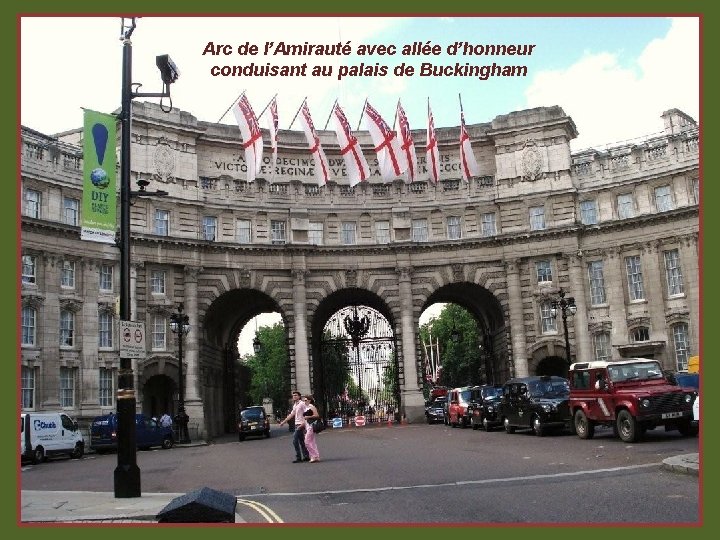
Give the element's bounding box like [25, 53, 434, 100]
[70, 442, 84, 459]
[677, 420, 699, 437]
[238, 434, 245, 442]
[265, 429, 271, 438]
[482, 416, 491, 432]
[532, 415, 545, 437]
[616, 410, 640, 443]
[503, 417, 515, 434]
[427, 417, 432, 424]
[161, 437, 174, 449]
[32, 446, 45, 464]
[574, 409, 595, 439]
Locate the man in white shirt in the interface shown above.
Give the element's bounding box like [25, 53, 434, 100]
[160, 412, 173, 428]
[279, 391, 309, 462]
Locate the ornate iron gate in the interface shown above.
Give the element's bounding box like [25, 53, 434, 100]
[319, 305, 399, 424]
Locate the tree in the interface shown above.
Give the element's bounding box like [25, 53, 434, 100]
[244, 323, 289, 414]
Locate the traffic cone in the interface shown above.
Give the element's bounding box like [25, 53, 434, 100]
[386, 416, 393, 427]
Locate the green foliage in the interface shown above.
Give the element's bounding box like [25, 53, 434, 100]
[244, 323, 289, 412]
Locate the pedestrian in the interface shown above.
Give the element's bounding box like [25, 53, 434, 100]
[159, 412, 173, 428]
[302, 395, 321, 463]
[279, 391, 309, 463]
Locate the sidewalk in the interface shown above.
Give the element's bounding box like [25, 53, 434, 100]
[660, 452, 700, 476]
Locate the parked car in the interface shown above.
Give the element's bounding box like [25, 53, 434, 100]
[447, 386, 481, 428]
[667, 371, 700, 427]
[468, 384, 505, 431]
[569, 358, 697, 442]
[90, 413, 174, 452]
[499, 376, 571, 436]
[425, 396, 447, 424]
[20, 412, 85, 464]
[238, 406, 271, 441]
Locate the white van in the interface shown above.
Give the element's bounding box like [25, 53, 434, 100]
[20, 412, 85, 464]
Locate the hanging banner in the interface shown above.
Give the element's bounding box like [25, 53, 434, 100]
[81, 109, 117, 244]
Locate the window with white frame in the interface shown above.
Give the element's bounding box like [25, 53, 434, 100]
[61, 260, 75, 288]
[99, 368, 114, 407]
[579, 200, 598, 225]
[529, 206, 546, 231]
[150, 270, 166, 295]
[152, 315, 166, 350]
[664, 249, 684, 296]
[24, 188, 41, 218]
[617, 193, 635, 219]
[99, 265, 113, 292]
[691, 178, 699, 205]
[540, 302, 557, 333]
[341, 222, 357, 245]
[308, 222, 323, 245]
[98, 311, 113, 348]
[587, 261, 607, 305]
[593, 332, 612, 361]
[481, 212, 496, 237]
[236, 219, 252, 243]
[21, 366, 35, 409]
[22, 255, 36, 284]
[672, 323, 690, 371]
[202, 216, 217, 241]
[63, 197, 79, 226]
[535, 260, 553, 283]
[60, 367, 75, 407]
[270, 220, 286, 244]
[22, 306, 36, 346]
[625, 255, 645, 301]
[375, 221, 390, 244]
[447, 216, 462, 240]
[411, 219, 428, 242]
[154, 209, 170, 236]
[631, 327, 650, 342]
[654, 185, 674, 212]
[60, 310, 74, 347]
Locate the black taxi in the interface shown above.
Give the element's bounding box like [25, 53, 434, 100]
[498, 376, 571, 436]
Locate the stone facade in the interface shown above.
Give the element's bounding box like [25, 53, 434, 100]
[20, 104, 699, 439]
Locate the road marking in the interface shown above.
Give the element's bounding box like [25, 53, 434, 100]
[237, 498, 284, 523]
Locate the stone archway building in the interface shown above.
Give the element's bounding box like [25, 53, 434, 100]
[20, 103, 699, 440]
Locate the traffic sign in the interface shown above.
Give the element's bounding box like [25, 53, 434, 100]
[332, 417, 343, 429]
[120, 321, 146, 359]
[354, 415, 366, 427]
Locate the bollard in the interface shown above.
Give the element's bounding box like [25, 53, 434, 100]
[156, 487, 237, 523]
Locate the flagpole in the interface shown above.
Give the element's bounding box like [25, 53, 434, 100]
[323, 98, 338, 130]
[392, 98, 401, 130]
[288, 97, 307, 130]
[216, 89, 246, 124]
[459, 93, 464, 114]
[356, 98, 368, 131]
[257, 93, 278, 120]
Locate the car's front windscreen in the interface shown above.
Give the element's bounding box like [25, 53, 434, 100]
[483, 387, 503, 399]
[241, 410, 264, 421]
[609, 362, 664, 382]
[529, 381, 570, 398]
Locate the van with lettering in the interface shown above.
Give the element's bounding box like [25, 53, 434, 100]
[20, 412, 85, 464]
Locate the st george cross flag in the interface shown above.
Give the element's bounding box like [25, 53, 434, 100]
[396, 101, 418, 183]
[332, 102, 370, 187]
[426, 101, 440, 184]
[267, 96, 279, 171]
[298, 100, 331, 186]
[364, 100, 407, 181]
[232, 94, 264, 182]
[460, 108, 480, 182]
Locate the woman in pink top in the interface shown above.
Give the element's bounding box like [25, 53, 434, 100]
[303, 395, 321, 463]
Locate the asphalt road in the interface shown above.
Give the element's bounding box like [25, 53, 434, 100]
[20, 422, 700, 524]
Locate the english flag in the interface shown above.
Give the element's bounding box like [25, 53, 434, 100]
[332, 102, 370, 187]
[232, 94, 264, 182]
[426, 101, 440, 183]
[364, 100, 407, 181]
[460, 108, 480, 182]
[396, 101, 418, 183]
[298, 100, 331, 186]
[267, 96, 279, 170]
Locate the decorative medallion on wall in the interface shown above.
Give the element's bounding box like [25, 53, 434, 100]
[521, 139, 543, 181]
[153, 137, 176, 183]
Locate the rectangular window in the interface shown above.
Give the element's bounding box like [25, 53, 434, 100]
[588, 261, 607, 305]
[594, 333, 612, 361]
[270, 220, 286, 244]
[63, 197, 79, 226]
[655, 185, 674, 212]
[22, 306, 36, 346]
[99, 368, 113, 407]
[60, 367, 75, 407]
[98, 311, 113, 348]
[24, 188, 41, 218]
[632, 327, 650, 342]
[673, 323, 690, 371]
[202, 216, 217, 241]
[341, 222, 357, 245]
[691, 178, 699, 205]
[540, 302, 557, 333]
[412, 219, 428, 242]
[481, 213, 496, 237]
[617, 194, 635, 219]
[152, 316, 166, 350]
[664, 249, 684, 296]
[99, 265, 113, 292]
[21, 366, 34, 409]
[529, 206, 546, 231]
[447, 216, 462, 240]
[535, 260, 553, 283]
[236, 219, 251, 243]
[308, 222, 323, 245]
[625, 255, 645, 301]
[579, 200, 598, 225]
[375, 221, 390, 244]
[61, 260, 75, 288]
[22, 255, 36, 284]
[154, 209, 170, 236]
[60, 310, 74, 347]
[150, 270, 166, 295]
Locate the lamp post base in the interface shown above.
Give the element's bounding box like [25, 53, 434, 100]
[114, 465, 141, 498]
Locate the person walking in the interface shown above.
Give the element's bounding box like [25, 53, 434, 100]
[279, 391, 309, 463]
[159, 412, 173, 428]
[302, 395, 321, 463]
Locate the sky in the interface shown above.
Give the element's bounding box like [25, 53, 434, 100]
[20, 15, 698, 152]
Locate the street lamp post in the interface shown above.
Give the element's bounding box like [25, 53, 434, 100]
[170, 303, 191, 444]
[550, 288, 577, 366]
[115, 17, 179, 498]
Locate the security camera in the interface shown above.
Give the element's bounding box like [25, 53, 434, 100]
[156, 54, 180, 85]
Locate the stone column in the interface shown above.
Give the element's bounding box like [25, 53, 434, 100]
[81, 258, 100, 408]
[567, 253, 592, 363]
[182, 266, 205, 438]
[678, 233, 700, 354]
[292, 268, 311, 395]
[506, 259, 529, 377]
[642, 241, 667, 345]
[396, 266, 425, 422]
[41, 253, 61, 409]
[605, 248, 629, 353]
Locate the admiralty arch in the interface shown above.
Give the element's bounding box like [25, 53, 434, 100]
[20, 102, 700, 439]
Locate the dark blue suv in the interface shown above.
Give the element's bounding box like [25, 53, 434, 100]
[90, 413, 174, 452]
